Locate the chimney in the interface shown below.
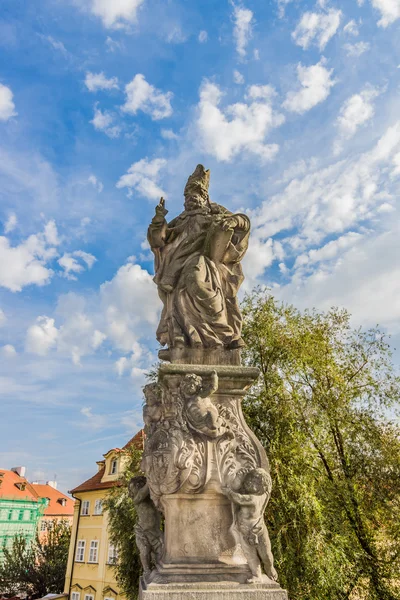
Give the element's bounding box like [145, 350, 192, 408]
[46, 480, 57, 489]
[11, 466, 26, 478]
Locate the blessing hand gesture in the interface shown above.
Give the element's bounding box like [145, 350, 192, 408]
[155, 197, 168, 217]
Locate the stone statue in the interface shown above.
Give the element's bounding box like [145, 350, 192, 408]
[180, 370, 226, 438]
[147, 164, 250, 360]
[223, 468, 278, 584]
[128, 476, 164, 579]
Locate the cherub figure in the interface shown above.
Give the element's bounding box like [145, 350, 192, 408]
[223, 468, 278, 584]
[180, 370, 225, 438]
[143, 383, 163, 432]
[128, 475, 164, 579]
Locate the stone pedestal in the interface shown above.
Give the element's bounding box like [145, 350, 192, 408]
[140, 580, 288, 600]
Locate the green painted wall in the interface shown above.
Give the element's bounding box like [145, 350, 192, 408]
[0, 498, 47, 560]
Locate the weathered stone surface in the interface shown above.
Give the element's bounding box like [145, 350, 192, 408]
[147, 164, 250, 362]
[140, 580, 288, 600]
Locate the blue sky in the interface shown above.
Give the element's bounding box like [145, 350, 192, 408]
[1, 0, 400, 493]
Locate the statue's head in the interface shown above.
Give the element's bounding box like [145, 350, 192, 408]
[144, 382, 162, 406]
[184, 164, 210, 211]
[241, 468, 272, 496]
[128, 475, 147, 496]
[181, 373, 203, 396]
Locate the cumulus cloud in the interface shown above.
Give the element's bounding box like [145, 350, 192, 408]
[90, 103, 121, 138]
[116, 157, 167, 199]
[343, 41, 370, 57]
[198, 30, 208, 43]
[58, 250, 96, 280]
[4, 213, 17, 234]
[371, 0, 400, 27]
[283, 58, 336, 114]
[161, 129, 179, 140]
[343, 19, 359, 36]
[0, 221, 59, 292]
[1, 344, 17, 358]
[233, 70, 245, 84]
[87, 0, 145, 29]
[84, 71, 119, 92]
[26, 316, 58, 356]
[334, 86, 381, 153]
[88, 174, 103, 192]
[197, 80, 284, 162]
[292, 7, 342, 50]
[233, 4, 253, 58]
[122, 74, 173, 120]
[0, 83, 17, 121]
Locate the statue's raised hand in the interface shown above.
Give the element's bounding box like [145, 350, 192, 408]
[155, 197, 168, 217]
[220, 216, 238, 231]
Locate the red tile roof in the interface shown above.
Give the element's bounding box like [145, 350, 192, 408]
[0, 469, 40, 502]
[69, 430, 144, 495]
[31, 484, 74, 516]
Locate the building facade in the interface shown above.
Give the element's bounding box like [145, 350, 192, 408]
[0, 468, 47, 560]
[64, 431, 144, 600]
[31, 481, 74, 541]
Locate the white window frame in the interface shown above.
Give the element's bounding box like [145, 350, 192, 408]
[81, 500, 90, 516]
[84, 594, 94, 600]
[104, 597, 115, 600]
[110, 459, 118, 475]
[71, 593, 80, 600]
[88, 540, 99, 563]
[75, 540, 85, 562]
[107, 543, 118, 564]
[94, 499, 103, 515]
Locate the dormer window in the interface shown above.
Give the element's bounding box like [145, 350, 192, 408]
[15, 482, 27, 491]
[110, 459, 118, 475]
[57, 498, 67, 507]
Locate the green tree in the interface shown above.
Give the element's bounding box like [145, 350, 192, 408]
[104, 444, 143, 600]
[0, 519, 71, 596]
[241, 290, 400, 600]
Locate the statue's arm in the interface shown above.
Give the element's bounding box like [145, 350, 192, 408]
[200, 370, 218, 397]
[147, 197, 168, 249]
[133, 482, 150, 504]
[223, 488, 254, 506]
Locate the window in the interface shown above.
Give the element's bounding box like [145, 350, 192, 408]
[71, 593, 80, 600]
[75, 540, 85, 562]
[18, 510, 24, 521]
[81, 500, 90, 516]
[107, 544, 119, 564]
[104, 597, 115, 600]
[94, 499, 103, 515]
[110, 459, 118, 475]
[40, 520, 47, 532]
[8, 510, 13, 521]
[84, 595, 94, 600]
[88, 540, 99, 563]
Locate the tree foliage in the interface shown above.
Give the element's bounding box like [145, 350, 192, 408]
[241, 290, 400, 600]
[0, 519, 71, 596]
[103, 445, 143, 600]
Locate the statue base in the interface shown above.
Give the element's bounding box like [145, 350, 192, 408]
[140, 579, 288, 600]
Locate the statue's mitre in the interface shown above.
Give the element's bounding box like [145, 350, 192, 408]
[184, 164, 210, 198]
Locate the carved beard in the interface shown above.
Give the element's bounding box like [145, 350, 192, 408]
[184, 194, 209, 212]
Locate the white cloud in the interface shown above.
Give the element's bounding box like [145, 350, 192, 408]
[0, 308, 5, 327]
[105, 36, 123, 52]
[0, 83, 16, 121]
[90, 103, 121, 138]
[58, 250, 96, 280]
[1, 344, 17, 358]
[26, 316, 59, 356]
[116, 157, 167, 199]
[88, 0, 145, 29]
[253, 48, 260, 60]
[371, 0, 400, 27]
[196, 80, 284, 162]
[343, 41, 370, 57]
[84, 71, 119, 92]
[233, 70, 245, 84]
[38, 34, 68, 55]
[122, 74, 173, 120]
[334, 86, 381, 153]
[292, 8, 342, 50]
[100, 261, 160, 351]
[4, 213, 17, 234]
[166, 26, 187, 44]
[80, 406, 107, 430]
[198, 30, 208, 43]
[0, 221, 59, 292]
[233, 5, 253, 58]
[247, 121, 400, 286]
[343, 19, 359, 36]
[88, 174, 103, 192]
[283, 58, 336, 114]
[161, 129, 179, 140]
